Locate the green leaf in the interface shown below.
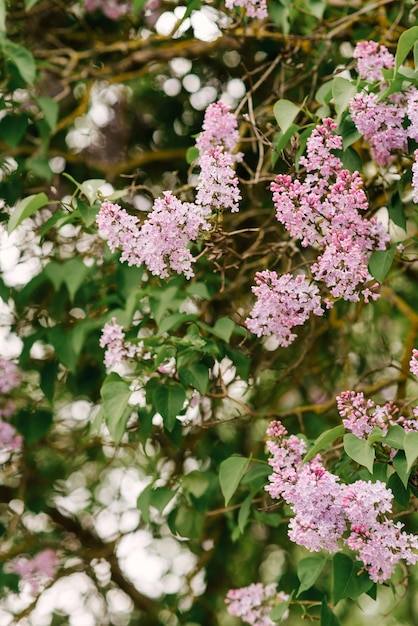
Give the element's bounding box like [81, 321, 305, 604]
[178, 362, 209, 394]
[8, 192, 49, 234]
[415, 41, 418, 71]
[43, 258, 91, 301]
[321, 597, 340, 626]
[332, 77, 357, 117]
[383, 424, 406, 449]
[0, 0, 6, 32]
[241, 463, 271, 487]
[150, 486, 177, 513]
[170, 504, 204, 539]
[152, 382, 186, 431]
[181, 470, 210, 498]
[149, 286, 179, 325]
[273, 99, 300, 134]
[395, 26, 418, 71]
[36, 96, 59, 130]
[238, 493, 253, 533]
[269, 596, 291, 622]
[367, 427, 385, 445]
[25, 0, 42, 8]
[303, 425, 345, 464]
[79, 179, 106, 205]
[368, 246, 396, 282]
[186, 146, 199, 164]
[13, 409, 53, 445]
[137, 483, 153, 524]
[133, 0, 148, 11]
[25, 156, 53, 182]
[77, 199, 100, 228]
[219, 456, 250, 506]
[332, 553, 373, 604]
[100, 374, 132, 443]
[404, 431, 418, 472]
[388, 191, 406, 231]
[0, 114, 28, 148]
[47, 327, 78, 371]
[297, 556, 327, 596]
[343, 433, 375, 473]
[211, 316, 236, 342]
[2, 40, 36, 85]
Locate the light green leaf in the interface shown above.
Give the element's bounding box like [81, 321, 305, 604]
[100, 373, 132, 443]
[133, 0, 148, 11]
[332, 77, 356, 116]
[383, 424, 406, 449]
[8, 192, 49, 235]
[152, 383, 186, 431]
[273, 99, 300, 134]
[343, 433, 375, 473]
[333, 553, 373, 604]
[395, 26, 418, 71]
[211, 316, 236, 342]
[367, 427, 385, 445]
[297, 556, 327, 596]
[80, 179, 107, 205]
[393, 450, 410, 489]
[219, 456, 250, 506]
[404, 431, 418, 471]
[270, 596, 291, 622]
[303, 425, 345, 464]
[3, 40, 36, 85]
[0, 0, 6, 32]
[368, 246, 396, 282]
[37, 96, 59, 130]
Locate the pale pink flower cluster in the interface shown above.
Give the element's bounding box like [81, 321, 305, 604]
[245, 271, 323, 347]
[353, 40, 394, 82]
[270, 118, 389, 305]
[0, 420, 22, 452]
[84, 0, 131, 19]
[225, 583, 289, 626]
[100, 317, 142, 371]
[349, 93, 407, 167]
[337, 389, 418, 437]
[406, 88, 418, 142]
[266, 421, 418, 582]
[11, 549, 59, 594]
[224, 0, 268, 19]
[97, 101, 241, 278]
[97, 194, 211, 279]
[195, 101, 242, 214]
[0, 357, 21, 393]
[412, 150, 418, 204]
[412, 349, 418, 377]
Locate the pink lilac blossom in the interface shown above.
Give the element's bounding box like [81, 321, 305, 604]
[0, 358, 21, 393]
[196, 147, 241, 213]
[0, 420, 22, 451]
[11, 549, 59, 594]
[406, 88, 418, 141]
[96, 201, 141, 264]
[353, 41, 394, 82]
[84, 0, 131, 19]
[224, 0, 268, 20]
[195, 100, 242, 159]
[410, 349, 418, 378]
[412, 150, 418, 204]
[342, 481, 418, 583]
[100, 317, 142, 371]
[349, 92, 407, 166]
[225, 583, 289, 626]
[266, 422, 418, 582]
[270, 119, 389, 304]
[245, 271, 323, 347]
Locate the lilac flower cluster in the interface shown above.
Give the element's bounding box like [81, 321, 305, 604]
[224, 0, 268, 20]
[0, 358, 22, 451]
[337, 380, 418, 436]
[266, 421, 418, 583]
[353, 40, 394, 82]
[245, 271, 323, 347]
[225, 583, 289, 626]
[412, 151, 418, 204]
[97, 101, 241, 279]
[11, 549, 59, 594]
[84, 0, 131, 19]
[100, 317, 143, 372]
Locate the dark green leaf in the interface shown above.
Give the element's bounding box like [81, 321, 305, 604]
[388, 191, 406, 231]
[152, 383, 186, 431]
[14, 409, 53, 445]
[178, 362, 209, 394]
[321, 597, 340, 626]
[100, 374, 132, 443]
[333, 553, 373, 604]
[238, 493, 253, 533]
[0, 115, 28, 148]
